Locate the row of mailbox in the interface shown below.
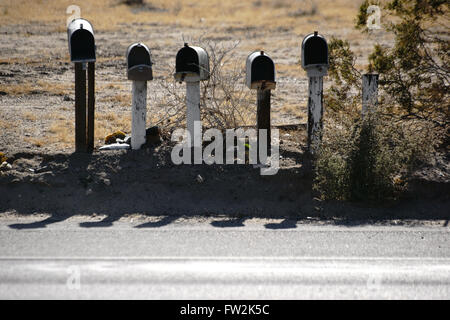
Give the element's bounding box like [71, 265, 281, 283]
[68, 19, 329, 88]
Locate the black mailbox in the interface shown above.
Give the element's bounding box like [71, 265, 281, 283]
[126, 42, 153, 81]
[67, 18, 96, 63]
[174, 43, 210, 82]
[301, 31, 328, 77]
[246, 51, 276, 90]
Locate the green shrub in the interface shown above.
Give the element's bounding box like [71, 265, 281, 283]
[314, 111, 438, 201]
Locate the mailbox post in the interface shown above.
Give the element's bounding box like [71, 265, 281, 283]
[301, 31, 329, 154]
[246, 51, 276, 161]
[174, 43, 210, 146]
[67, 18, 96, 153]
[362, 73, 379, 117]
[126, 43, 153, 150]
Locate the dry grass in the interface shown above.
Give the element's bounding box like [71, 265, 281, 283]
[0, 118, 13, 130]
[47, 118, 74, 147]
[3, 81, 72, 96]
[0, 0, 361, 32]
[95, 111, 131, 143]
[99, 93, 131, 107]
[276, 63, 303, 78]
[280, 103, 304, 117]
[23, 137, 46, 148]
[23, 112, 38, 121]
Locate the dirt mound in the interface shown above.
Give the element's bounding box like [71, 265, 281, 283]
[1, 138, 448, 223]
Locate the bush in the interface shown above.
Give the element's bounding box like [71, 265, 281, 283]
[314, 110, 439, 201]
[313, 1, 447, 202]
[155, 39, 254, 132]
[357, 0, 449, 129]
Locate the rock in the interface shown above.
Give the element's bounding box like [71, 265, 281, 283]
[35, 166, 50, 173]
[105, 131, 126, 145]
[145, 126, 161, 145]
[116, 135, 131, 144]
[63, 95, 72, 101]
[99, 143, 130, 150]
[0, 161, 12, 171]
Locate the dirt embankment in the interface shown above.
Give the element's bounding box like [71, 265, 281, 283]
[1, 132, 449, 224]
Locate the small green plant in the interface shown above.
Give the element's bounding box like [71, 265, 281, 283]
[314, 110, 438, 201]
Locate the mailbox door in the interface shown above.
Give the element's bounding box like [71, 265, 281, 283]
[303, 36, 328, 66]
[67, 19, 96, 63]
[176, 47, 200, 76]
[127, 43, 153, 81]
[246, 51, 276, 90]
[301, 33, 328, 68]
[251, 55, 275, 84]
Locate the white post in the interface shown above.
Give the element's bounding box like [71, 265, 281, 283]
[131, 80, 147, 150]
[362, 74, 378, 117]
[186, 81, 201, 146]
[307, 76, 324, 154]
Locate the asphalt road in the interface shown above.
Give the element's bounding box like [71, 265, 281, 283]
[0, 217, 449, 299]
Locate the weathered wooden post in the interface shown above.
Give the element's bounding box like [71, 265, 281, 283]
[301, 31, 329, 154]
[87, 62, 95, 152]
[362, 73, 379, 117]
[74, 62, 87, 152]
[174, 43, 210, 146]
[126, 43, 153, 150]
[246, 51, 276, 161]
[67, 18, 96, 153]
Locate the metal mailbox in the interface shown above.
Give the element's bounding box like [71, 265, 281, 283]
[126, 42, 153, 81]
[301, 31, 328, 77]
[174, 43, 210, 82]
[67, 18, 96, 63]
[246, 51, 276, 90]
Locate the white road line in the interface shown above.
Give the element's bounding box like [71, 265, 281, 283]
[1, 256, 450, 261]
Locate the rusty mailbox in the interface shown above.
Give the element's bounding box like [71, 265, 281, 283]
[246, 51, 276, 90]
[67, 18, 96, 63]
[127, 42, 153, 81]
[174, 43, 210, 82]
[301, 31, 328, 77]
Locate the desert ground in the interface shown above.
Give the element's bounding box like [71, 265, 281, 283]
[0, 0, 448, 223]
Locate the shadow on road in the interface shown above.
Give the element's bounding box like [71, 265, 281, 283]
[2, 150, 449, 230]
[264, 219, 298, 229]
[210, 217, 247, 228]
[135, 216, 178, 228]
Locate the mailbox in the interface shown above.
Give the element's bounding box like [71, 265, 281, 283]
[174, 43, 210, 82]
[67, 18, 96, 63]
[246, 51, 276, 90]
[301, 31, 328, 77]
[126, 42, 153, 81]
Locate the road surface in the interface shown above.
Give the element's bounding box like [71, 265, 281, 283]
[0, 216, 449, 299]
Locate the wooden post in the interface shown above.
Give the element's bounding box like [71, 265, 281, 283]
[87, 62, 95, 152]
[257, 88, 271, 161]
[131, 80, 147, 150]
[307, 76, 324, 154]
[186, 81, 201, 146]
[74, 62, 87, 153]
[362, 73, 379, 117]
